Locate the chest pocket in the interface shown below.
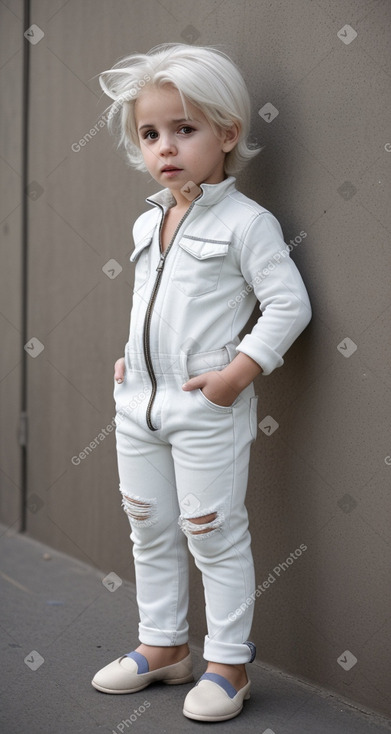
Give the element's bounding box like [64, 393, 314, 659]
[172, 236, 230, 297]
[129, 235, 153, 291]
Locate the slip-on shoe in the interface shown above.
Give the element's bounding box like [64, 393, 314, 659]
[91, 650, 193, 694]
[183, 672, 251, 721]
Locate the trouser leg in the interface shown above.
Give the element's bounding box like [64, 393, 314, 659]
[112, 351, 258, 662]
[114, 378, 189, 647]
[170, 381, 258, 664]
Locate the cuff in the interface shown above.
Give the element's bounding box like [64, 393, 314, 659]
[236, 334, 284, 376]
[203, 636, 256, 664]
[138, 622, 189, 646]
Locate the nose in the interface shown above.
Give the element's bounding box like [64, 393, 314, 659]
[159, 133, 177, 156]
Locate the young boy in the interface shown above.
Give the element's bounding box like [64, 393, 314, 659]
[92, 43, 311, 722]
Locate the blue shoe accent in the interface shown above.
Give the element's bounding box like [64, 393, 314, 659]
[125, 651, 149, 674]
[198, 672, 237, 699]
[245, 641, 256, 662]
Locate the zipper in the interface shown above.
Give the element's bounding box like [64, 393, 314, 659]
[142, 198, 199, 430]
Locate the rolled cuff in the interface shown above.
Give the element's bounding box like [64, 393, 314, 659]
[138, 622, 189, 647]
[203, 636, 256, 664]
[236, 334, 284, 376]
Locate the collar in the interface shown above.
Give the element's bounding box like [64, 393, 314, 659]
[145, 175, 237, 210]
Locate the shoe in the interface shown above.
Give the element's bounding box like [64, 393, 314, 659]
[91, 650, 193, 694]
[183, 672, 251, 721]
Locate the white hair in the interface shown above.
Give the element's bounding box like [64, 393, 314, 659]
[98, 43, 262, 175]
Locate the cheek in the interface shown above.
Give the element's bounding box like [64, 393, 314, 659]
[201, 135, 222, 157]
[141, 147, 156, 165]
[185, 138, 212, 162]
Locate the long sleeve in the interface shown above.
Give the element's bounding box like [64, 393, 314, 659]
[236, 212, 312, 375]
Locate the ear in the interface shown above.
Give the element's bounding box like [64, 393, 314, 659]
[221, 122, 241, 153]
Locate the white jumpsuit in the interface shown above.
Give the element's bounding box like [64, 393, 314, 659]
[113, 176, 311, 664]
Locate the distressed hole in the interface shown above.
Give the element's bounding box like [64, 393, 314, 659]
[188, 513, 217, 535]
[124, 495, 150, 520]
[121, 492, 157, 527]
[178, 509, 223, 538]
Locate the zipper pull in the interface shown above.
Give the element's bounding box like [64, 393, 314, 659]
[156, 253, 165, 272]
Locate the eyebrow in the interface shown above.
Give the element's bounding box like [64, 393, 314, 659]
[138, 118, 196, 131]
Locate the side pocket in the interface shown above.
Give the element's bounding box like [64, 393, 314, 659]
[249, 395, 259, 442]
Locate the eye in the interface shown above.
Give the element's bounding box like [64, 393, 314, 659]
[143, 130, 158, 140]
[179, 126, 194, 135]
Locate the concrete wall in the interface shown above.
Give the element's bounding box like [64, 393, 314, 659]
[1, 0, 390, 719]
[0, 0, 24, 530]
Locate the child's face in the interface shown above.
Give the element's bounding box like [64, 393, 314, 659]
[135, 85, 235, 204]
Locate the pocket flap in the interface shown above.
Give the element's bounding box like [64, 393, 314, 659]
[178, 236, 230, 260]
[129, 235, 153, 263]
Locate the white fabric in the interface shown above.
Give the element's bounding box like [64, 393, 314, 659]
[114, 357, 257, 664]
[113, 176, 311, 664]
[129, 175, 311, 377]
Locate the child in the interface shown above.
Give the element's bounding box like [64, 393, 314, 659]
[92, 43, 311, 722]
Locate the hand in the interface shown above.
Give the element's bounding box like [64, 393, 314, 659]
[182, 369, 240, 407]
[114, 357, 125, 383]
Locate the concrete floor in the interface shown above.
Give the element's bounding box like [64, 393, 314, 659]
[1, 524, 391, 734]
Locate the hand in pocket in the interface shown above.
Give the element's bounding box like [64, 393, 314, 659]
[114, 357, 126, 384]
[182, 369, 239, 407]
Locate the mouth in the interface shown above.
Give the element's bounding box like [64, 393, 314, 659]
[161, 166, 183, 173]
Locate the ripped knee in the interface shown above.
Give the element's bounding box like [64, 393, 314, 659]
[179, 509, 223, 538]
[187, 513, 217, 534]
[120, 490, 157, 527]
